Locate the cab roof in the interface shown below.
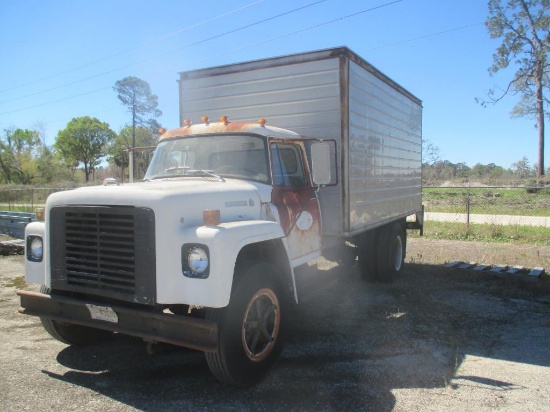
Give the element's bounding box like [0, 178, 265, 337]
[159, 121, 300, 141]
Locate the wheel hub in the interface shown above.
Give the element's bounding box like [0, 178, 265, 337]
[242, 288, 280, 362]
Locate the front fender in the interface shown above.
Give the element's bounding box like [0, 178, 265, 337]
[24, 221, 47, 285]
[156, 220, 289, 307]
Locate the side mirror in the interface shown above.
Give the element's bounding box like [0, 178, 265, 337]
[311, 141, 332, 185]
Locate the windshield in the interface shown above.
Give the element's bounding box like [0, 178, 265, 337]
[144, 134, 269, 183]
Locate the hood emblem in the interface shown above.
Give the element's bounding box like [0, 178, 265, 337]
[225, 200, 247, 207]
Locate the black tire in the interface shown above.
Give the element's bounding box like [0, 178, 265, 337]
[376, 223, 406, 283]
[205, 263, 287, 387]
[39, 286, 113, 346]
[358, 229, 379, 282]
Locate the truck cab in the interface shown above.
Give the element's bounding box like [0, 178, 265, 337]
[149, 118, 326, 268]
[19, 118, 333, 388]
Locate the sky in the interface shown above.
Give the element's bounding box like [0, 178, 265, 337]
[0, 0, 545, 170]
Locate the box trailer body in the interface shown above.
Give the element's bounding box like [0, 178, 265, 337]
[178, 47, 423, 248]
[19, 47, 422, 387]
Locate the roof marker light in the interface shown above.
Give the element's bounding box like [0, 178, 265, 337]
[158, 127, 166, 134]
[183, 119, 191, 127]
[258, 118, 266, 127]
[201, 116, 209, 125]
[220, 115, 229, 125]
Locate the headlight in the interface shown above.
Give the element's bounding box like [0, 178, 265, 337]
[27, 236, 43, 262]
[188, 247, 208, 273]
[182, 244, 210, 279]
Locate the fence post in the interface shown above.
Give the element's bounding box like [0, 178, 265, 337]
[466, 182, 470, 228]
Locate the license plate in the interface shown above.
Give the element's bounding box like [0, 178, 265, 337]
[86, 304, 119, 323]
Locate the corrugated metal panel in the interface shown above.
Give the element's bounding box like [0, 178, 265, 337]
[180, 58, 341, 135]
[178, 47, 423, 239]
[347, 61, 422, 232]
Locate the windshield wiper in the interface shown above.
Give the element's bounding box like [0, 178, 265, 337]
[146, 166, 190, 181]
[146, 167, 224, 182]
[187, 169, 225, 182]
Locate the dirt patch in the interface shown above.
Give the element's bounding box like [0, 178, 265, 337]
[407, 238, 550, 269]
[440, 180, 489, 188]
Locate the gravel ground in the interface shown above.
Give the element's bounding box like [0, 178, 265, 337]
[1, 238, 549, 411]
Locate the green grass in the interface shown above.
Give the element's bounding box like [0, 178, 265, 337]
[411, 221, 550, 245]
[423, 187, 550, 216]
[0, 205, 37, 213]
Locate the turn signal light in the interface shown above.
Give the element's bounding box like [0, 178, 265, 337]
[35, 208, 45, 222]
[203, 209, 221, 226]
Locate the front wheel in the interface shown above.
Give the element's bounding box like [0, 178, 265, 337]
[40, 318, 113, 346]
[39, 286, 113, 346]
[205, 263, 287, 387]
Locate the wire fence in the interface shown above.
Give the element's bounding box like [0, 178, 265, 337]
[423, 186, 550, 228]
[0, 187, 71, 213]
[2, 186, 550, 228]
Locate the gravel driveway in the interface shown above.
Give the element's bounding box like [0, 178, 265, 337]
[1, 239, 549, 411]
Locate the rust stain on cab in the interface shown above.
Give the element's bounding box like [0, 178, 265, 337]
[272, 186, 321, 261]
[160, 122, 273, 140]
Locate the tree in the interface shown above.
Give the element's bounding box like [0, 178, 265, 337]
[113, 76, 162, 149]
[34, 146, 74, 184]
[511, 156, 533, 177]
[55, 117, 116, 182]
[108, 126, 158, 181]
[483, 0, 550, 177]
[422, 138, 441, 165]
[0, 128, 41, 184]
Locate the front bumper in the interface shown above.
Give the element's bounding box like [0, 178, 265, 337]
[17, 290, 218, 352]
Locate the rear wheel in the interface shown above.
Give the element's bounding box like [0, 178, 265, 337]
[39, 286, 113, 346]
[205, 263, 287, 387]
[376, 222, 406, 282]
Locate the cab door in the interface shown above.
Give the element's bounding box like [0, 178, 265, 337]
[270, 141, 322, 265]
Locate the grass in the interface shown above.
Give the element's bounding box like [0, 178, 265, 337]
[0, 205, 38, 213]
[1, 275, 27, 289]
[423, 187, 550, 216]
[419, 187, 550, 244]
[411, 221, 550, 246]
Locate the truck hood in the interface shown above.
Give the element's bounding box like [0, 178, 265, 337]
[47, 178, 272, 227]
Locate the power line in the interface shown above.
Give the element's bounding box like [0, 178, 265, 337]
[365, 22, 485, 51]
[32, 20, 489, 133]
[181, 0, 407, 68]
[1, 1, 484, 117]
[1, 86, 113, 115]
[0, 0, 268, 95]
[0, 0, 327, 110]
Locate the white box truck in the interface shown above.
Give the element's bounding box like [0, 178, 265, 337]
[18, 47, 423, 387]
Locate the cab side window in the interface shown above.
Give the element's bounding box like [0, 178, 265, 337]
[271, 143, 307, 187]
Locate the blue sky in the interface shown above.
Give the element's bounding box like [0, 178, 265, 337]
[0, 0, 544, 170]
